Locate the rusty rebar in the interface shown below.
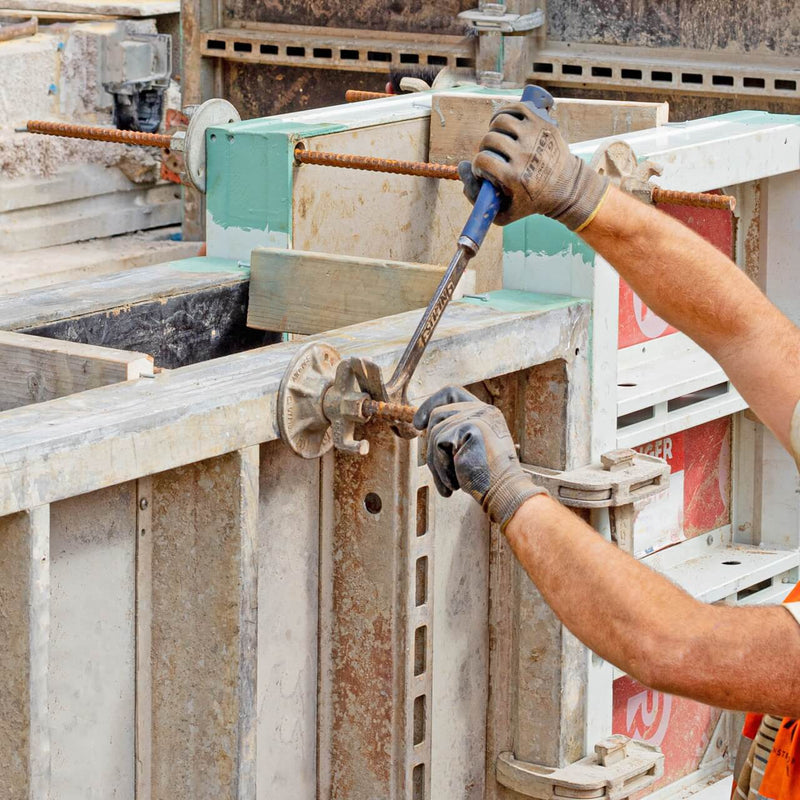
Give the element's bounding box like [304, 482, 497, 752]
[0, 17, 37, 42]
[26, 120, 171, 149]
[362, 399, 418, 426]
[652, 186, 736, 212]
[294, 146, 460, 180]
[345, 90, 392, 102]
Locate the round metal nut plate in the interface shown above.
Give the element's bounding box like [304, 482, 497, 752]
[184, 98, 241, 193]
[278, 342, 341, 459]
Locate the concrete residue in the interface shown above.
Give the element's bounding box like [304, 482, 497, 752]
[0, 129, 160, 182]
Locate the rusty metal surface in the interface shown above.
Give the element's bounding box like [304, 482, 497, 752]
[346, 89, 392, 102]
[296, 146, 460, 180]
[26, 120, 171, 149]
[222, 0, 474, 34]
[362, 398, 417, 425]
[325, 422, 426, 799]
[0, 16, 37, 42]
[653, 186, 735, 211]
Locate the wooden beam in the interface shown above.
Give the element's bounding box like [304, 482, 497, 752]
[0, 330, 153, 411]
[247, 248, 476, 334]
[428, 93, 669, 165]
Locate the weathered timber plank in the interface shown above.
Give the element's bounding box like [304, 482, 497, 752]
[0, 297, 590, 516]
[0, 506, 49, 800]
[429, 93, 669, 165]
[247, 248, 476, 334]
[0, 258, 277, 369]
[0, 0, 178, 15]
[0, 330, 153, 411]
[292, 119, 504, 293]
[0, 258, 245, 331]
[150, 448, 258, 799]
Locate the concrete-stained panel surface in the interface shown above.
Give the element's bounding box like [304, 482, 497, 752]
[50, 484, 137, 800]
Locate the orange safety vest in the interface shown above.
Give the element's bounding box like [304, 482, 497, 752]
[732, 583, 800, 799]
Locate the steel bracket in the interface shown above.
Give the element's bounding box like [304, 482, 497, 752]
[459, 5, 544, 33]
[497, 735, 664, 800]
[523, 448, 668, 509]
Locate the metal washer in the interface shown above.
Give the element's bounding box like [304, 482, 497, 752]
[278, 342, 342, 459]
[183, 98, 241, 192]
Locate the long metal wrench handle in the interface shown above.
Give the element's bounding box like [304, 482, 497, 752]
[383, 84, 553, 401]
[384, 242, 477, 399]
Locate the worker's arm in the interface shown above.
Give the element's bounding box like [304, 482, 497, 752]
[462, 101, 800, 451]
[415, 389, 800, 719]
[578, 185, 800, 451]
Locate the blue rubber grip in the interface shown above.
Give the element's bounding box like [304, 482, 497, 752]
[459, 84, 555, 249]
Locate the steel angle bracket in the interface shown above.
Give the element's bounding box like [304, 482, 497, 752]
[497, 735, 664, 800]
[522, 449, 668, 509]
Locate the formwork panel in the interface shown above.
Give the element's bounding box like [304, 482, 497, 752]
[49, 483, 137, 800]
[150, 449, 258, 800]
[257, 440, 320, 799]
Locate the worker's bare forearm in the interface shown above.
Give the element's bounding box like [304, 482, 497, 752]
[579, 186, 800, 449]
[506, 494, 800, 718]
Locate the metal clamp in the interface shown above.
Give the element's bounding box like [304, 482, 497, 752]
[497, 735, 664, 800]
[523, 448, 669, 554]
[523, 448, 668, 509]
[459, 5, 545, 33]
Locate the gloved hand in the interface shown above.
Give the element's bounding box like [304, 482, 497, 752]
[413, 386, 547, 530]
[457, 99, 610, 229]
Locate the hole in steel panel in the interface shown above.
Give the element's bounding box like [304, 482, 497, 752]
[368, 50, 392, 62]
[260, 44, 278, 54]
[776, 79, 797, 91]
[682, 72, 703, 84]
[621, 68, 641, 79]
[313, 47, 332, 58]
[287, 45, 306, 57]
[743, 76, 765, 88]
[364, 492, 382, 514]
[712, 75, 734, 86]
[562, 63, 583, 75]
[414, 626, 427, 676]
[412, 763, 425, 800]
[400, 52, 419, 64]
[340, 49, 359, 60]
[413, 695, 426, 745]
[533, 62, 554, 73]
[415, 556, 428, 607]
[233, 41, 252, 52]
[592, 66, 612, 77]
[427, 54, 447, 65]
[416, 487, 428, 536]
[651, 70, 673, 82]
[206, 39, 225, 50]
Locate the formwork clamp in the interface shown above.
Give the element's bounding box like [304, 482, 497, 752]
[523, 449, 669, 553]
[497, 735, 664, 800]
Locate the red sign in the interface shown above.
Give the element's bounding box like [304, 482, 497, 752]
[618, 198, 734, 349]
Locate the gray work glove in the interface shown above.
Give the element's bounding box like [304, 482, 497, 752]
[413, 387, 547, 530]
[458, 101, 610, 230]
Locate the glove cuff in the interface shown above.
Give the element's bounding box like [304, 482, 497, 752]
[484, 471, 548, 531]
[553, 160, 611, 232]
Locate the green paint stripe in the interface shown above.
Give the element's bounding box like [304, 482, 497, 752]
[458, 289, 585, 313]
[168, 257, 248, 274]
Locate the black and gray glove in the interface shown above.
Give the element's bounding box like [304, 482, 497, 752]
[458, 99, 610, 229]
[413, 386, 547, 530]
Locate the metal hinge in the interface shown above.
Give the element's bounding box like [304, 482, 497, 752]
[497, 735, 664, 800]
[458, 4, 545, 33]
[523, 449, 669, 553]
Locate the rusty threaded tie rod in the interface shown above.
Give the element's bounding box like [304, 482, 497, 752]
[652, 186, 736, 212]
[26, 120, 171, 149]
[294, 147, 738, 211]
[294, 146, 460, 181]
[345, 90, 392, 102]
[362, 399, 418, 427]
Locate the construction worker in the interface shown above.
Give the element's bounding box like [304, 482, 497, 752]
[415, 98, 800, 800]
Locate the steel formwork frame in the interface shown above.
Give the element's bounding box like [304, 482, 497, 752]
[0, 292, 590, 799]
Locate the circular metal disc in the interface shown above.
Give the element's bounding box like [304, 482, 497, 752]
[184, 98, 241, 192]
[278, 342, 341, 459]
